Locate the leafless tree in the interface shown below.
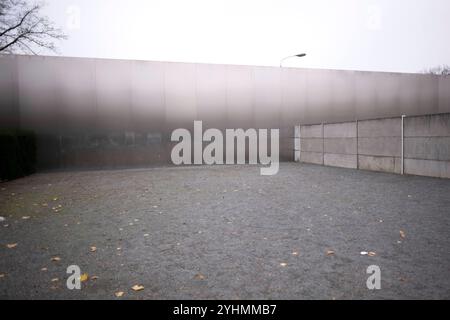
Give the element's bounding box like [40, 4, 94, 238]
[425, 65, 450, 76]
[0, 0, 66, 54]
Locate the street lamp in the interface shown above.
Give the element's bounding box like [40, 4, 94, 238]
[280, 53, 307, 67]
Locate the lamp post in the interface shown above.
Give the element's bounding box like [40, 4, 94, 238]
[280, 53, 307, 67]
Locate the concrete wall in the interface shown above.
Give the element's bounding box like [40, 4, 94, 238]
[404, 114, 450, 178]
[299, 124, 323, 165]
[324, 122, 357, 169]
[1, 54, 449, 169]
[358, 118, 402, 174]
[298, 113, 450, 179]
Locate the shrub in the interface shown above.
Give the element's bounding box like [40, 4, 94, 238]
[0, 129, 36, 181]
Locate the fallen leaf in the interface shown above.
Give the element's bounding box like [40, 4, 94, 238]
[51, 256, 61, 262]
[41, 267, 48, 272]
[80, 273, 89, 282]
[22, 216, 31, 220]
[292, 251, 299, 256]
[400, 230, 406, 239]
[51, 278, 59, 282]
[91, 276, 99, 280]
[90, 246, 97, 252]
[6, 243, 18, 249]
[326, 250, 335, 256]
[115, 291, 124, 297]
[194, 273, 206, 280]
[368, 251, 377, 257]
[131, 284, 144, 291]
[280, 262, 288, 267]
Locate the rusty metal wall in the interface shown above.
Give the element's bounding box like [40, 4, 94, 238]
[0, 54, 449, 169]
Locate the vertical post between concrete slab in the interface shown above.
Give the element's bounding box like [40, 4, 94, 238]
[322, 122, 325, 165]
[401, 115, 406, 175]
[356, 119, 359, 170]
[294, 125, 301, 162]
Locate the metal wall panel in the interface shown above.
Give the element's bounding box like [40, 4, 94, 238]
[195, 63, 227, 129]
[0, 54, 448, 169]
[439, 76, 450, 113]
[131, 61, 166, 133]
[253, 66, 281, 128]
[164, 62, 197, 128]
[281, 68, 307, 127]
[0, 55, 17, 128]
[225, 65, 254, 128]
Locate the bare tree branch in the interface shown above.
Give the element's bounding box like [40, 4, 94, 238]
[0, 0, 67, 54]
[424, 65, 450, 76]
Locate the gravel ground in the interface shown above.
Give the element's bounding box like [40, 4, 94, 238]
[0, 163, 449, 300]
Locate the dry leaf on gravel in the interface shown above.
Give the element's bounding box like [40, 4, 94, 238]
[326, 250, 335, 256]
[6, 243, 18, 249]
[280, 262, 288, 267]
[90, 246, 97, 252]
[194, 274, 206, 280]
[115, 291, 124, 297]
[131, 285, 144, 291]
[400, 230, 406, 239]
[80, 273, 89, 282]
[368, 252, 377, 257]
[51, 256, 61, 262]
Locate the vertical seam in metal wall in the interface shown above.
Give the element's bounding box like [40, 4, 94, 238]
[94, 59, 99, 135]
[163, 62, 167, 138]
[129, 61, 133, 137]
[194, 64, 198, 121]
[225, 65, 228, 128]
[12, 56, 20, 129]
[251, 66, 255, 129]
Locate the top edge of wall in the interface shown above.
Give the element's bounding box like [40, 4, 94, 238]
[0, 53, 444, 78]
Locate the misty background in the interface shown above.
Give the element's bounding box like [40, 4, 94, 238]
[28, 0, 450, 73]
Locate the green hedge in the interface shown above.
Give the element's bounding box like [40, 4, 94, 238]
[0, 129, 36, 181]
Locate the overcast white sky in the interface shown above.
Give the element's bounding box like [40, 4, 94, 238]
[42, 0, 450, 73]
